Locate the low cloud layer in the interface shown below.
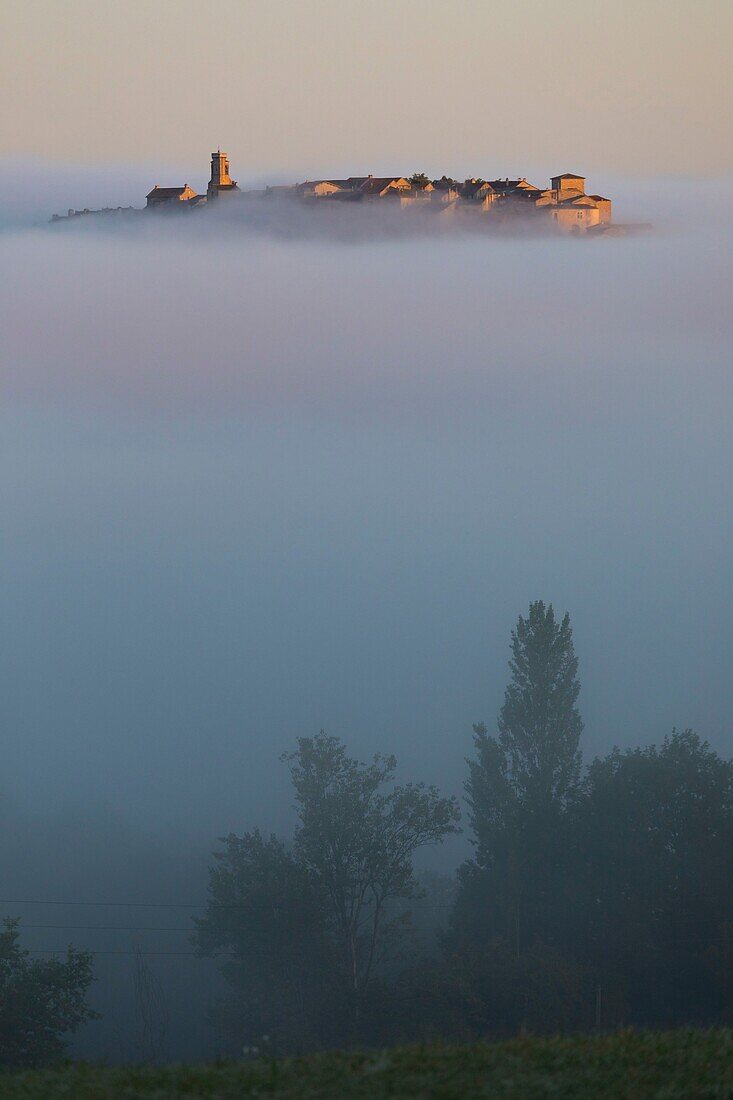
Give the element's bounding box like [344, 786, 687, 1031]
[1, 171, 731, 840]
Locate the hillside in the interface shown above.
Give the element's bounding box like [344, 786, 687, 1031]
[3, 1030, 732, 1099]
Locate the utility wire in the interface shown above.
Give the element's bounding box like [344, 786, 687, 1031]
[26, 949, 227, 957]
[19, 924, 217, 932]
[0, 898, 454, 910]
[0, 898, 214, 910]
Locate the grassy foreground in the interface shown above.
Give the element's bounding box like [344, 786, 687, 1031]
[3, 1030, 733, 1099]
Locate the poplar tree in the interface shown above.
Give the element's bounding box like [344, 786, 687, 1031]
[464, 601, 583, 952]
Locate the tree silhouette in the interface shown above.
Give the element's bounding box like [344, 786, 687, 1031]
[463, 601, 583, 954]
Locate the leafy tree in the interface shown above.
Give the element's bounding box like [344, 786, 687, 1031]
[408, 172, 430, 189]
[198, 735, 459, 1049]
[194, 829, 335, 1053]
[283, 733, 460, 1026]
[576, 729, 733, 1026]
[0, 917, 97, 1068]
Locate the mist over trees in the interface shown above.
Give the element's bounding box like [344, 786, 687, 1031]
[195, 733, 460, 1050]
[3, 600, 733, 1064]
[190, 602, 733, 1054]
[0, 918, 96, 1068]
[421, 606, 733, 1040]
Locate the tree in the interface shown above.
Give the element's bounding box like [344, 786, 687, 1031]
[457, 601, 583, 954]
[576, 729, 733, 1026]
[408, 172, 430, 189]
[482, 600, 582, 819]
[194, 829, 335, 1053]
[197, 735, 460, 1049]
[444, 606, 733, 1036]
[284, 733, 460, 1027]
[0, 917, 97, 1068]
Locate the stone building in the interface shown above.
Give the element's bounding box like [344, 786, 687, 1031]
[550, 172, 587, 200]
[207, 151, 238, 200]
[359, 176, 410, 198]
[146, 184, 198, 208]
[542, 174, 612, 232]
[548, 197, 603, 232]
[297, 175, 410, 199]
[296, 179, 351, 198]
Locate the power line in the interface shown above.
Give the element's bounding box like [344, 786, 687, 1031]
[0, 898, 212, 910]
[20, 924, 204, 932]
[17, 922, 432, 932]
[0, 898, 454, 910]
[26, 949, 227, 957]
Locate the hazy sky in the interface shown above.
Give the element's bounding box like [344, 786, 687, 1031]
[2, 0, 732, 179]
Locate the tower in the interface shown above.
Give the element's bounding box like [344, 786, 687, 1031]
[210, 150, 232, 188]
[207, 150, 237, 198]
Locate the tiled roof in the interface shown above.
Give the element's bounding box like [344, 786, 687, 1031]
[487, 179, 523, 191]
[360, 177, 407, 195]
[297, 179, 347, 190]
[558, 195, 598, 206]
[146, 186, 189, 198]
[461, 180, 494, 197]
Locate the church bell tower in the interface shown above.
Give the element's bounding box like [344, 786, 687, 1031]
[208, 151, 237, 198]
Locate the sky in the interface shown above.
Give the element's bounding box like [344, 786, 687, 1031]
[2, 0, 732, 180]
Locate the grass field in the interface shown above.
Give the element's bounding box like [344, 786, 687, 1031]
[3, 1030, 733, 1099]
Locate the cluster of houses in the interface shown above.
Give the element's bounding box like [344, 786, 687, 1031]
[286, 171, 613, 232]
[55, 152, 616, 233]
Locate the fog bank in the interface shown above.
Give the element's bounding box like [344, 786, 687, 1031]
[2, 176, 731, 836]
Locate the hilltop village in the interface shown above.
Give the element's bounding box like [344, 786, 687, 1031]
[55, 150, 619, 234]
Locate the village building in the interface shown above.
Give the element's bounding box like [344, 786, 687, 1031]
[146, 184, 198, 209]
[296, 179, 351, 198]
[429, 177, 461, 202]
[547, 194, 611, 232]
[488, 178, 541, 195]
[359, 177, 410, 198]
[207, 150, 238, 199]
[550, 172, 586, 200]
[297, 176, 410, 200]
[460, 179, 495, 202]
[587, 195, 612, 223]
[397, 186, 433, 207]
[540, 174, 612, 232]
